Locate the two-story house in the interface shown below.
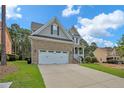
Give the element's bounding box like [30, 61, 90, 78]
[30, 17, 85, 64]
[93, 47, 120, 63]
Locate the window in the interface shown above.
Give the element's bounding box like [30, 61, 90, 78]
[56, 51, 61, 53]
[40, 50, 46, 52]
[48, 50, 54, 53]
[51, 25, 53, 34]
[75, 47, 78, 54]
[74, 37, 79, 44]
[63, 51, 67, 53]
[76, 38, 78, 43]
[57, 26, 59, 35]
[51, 23, 59, 35]
[79, 48, 83, 54]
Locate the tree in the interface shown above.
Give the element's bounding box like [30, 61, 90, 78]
[116, 35, 124, 58]
[8, 24, 31, 59]
[116, 46, 124, 57]
[80, 39, 89, 57]
[1, 5, 6, 65]
[80, 39, 98, 57]
[90, 42, 97, 51]
[118, 34, 124, 46]
[86, 42, 97, 57]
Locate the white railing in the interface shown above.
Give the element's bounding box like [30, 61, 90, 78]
[74, 54, 83, 62]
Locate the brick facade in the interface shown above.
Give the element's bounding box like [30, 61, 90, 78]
[31, 38, 73, 64]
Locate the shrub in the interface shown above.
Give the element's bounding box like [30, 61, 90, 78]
[15, 55, 19, 60]
[0, 53, 1, 61]
[7, 54, 19, 61]
[6, 55, 10, 61]
[83, 56, 98, 63]
[19, 55, 23, 60]
[91, 57, 98, 63]
[84, 56, 92, 63]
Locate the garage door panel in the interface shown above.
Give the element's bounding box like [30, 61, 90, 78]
[39, 50, 69, 64]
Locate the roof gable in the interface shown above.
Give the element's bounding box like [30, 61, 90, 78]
[69, 26, 80, 36]
[31, 22, 44, 32]
[31, 17, 72, 41]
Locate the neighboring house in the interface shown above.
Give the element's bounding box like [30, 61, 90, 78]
[29, 17, 85, 64]
[93, 47, 120, 63]
[0, 21, 12, 54]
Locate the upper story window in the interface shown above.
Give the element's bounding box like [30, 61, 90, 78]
[51, 23, 59, 35]
[74, 37, 80, 44]
[76, 38, 78, 43]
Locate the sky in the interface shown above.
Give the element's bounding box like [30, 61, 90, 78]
[0, 5, 124, 47]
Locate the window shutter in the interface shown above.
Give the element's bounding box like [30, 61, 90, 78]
[51, 25, 53, 34]
[57, 26, 59, 35]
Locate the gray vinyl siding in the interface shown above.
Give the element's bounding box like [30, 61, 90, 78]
[38, 22, 69, 40]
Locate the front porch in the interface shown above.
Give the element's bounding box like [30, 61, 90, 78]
[73, 47, 84, 62]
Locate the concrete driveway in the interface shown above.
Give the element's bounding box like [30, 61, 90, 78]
[38, 64, 124, 88]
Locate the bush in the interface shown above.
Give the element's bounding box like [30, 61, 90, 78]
[84, 56, 92, 63]
[0, 53, 1, 61]
[6, 55, 10, 61]
[15, 55, 19, 60]
[19, 55, 23, 60]
[7, 54, 19, 61]
[91, 57, 98, 63]
[83, 56, 98, 63]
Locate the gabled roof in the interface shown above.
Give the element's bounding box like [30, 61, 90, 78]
[31, 17, 72, 41]
[69, 26, 80, 36]
[31, 22, 44, 32]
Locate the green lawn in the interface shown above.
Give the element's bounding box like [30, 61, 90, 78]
[0, 61, 46, 88]
[81, 63, 124, 78]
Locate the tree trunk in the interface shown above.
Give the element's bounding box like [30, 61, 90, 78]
[1, 5, 6, 65]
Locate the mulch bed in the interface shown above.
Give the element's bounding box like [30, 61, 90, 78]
[0, 63, 17, 79]
[101, 63, 124, 70]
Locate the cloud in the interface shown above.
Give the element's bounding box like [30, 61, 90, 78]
[6, 5, 22, 19]
[82, 35, 116, 47]
[76, 35, 114, 48]
[76, 10, 124, 47]
[16, 7, 21, 12]
[62, 5, 81, 17]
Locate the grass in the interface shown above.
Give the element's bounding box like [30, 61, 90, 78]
[81, 63, 124, 78]
[0, 61, 46, 88]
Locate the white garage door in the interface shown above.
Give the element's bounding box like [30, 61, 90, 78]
[39, 50, 69, 64]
